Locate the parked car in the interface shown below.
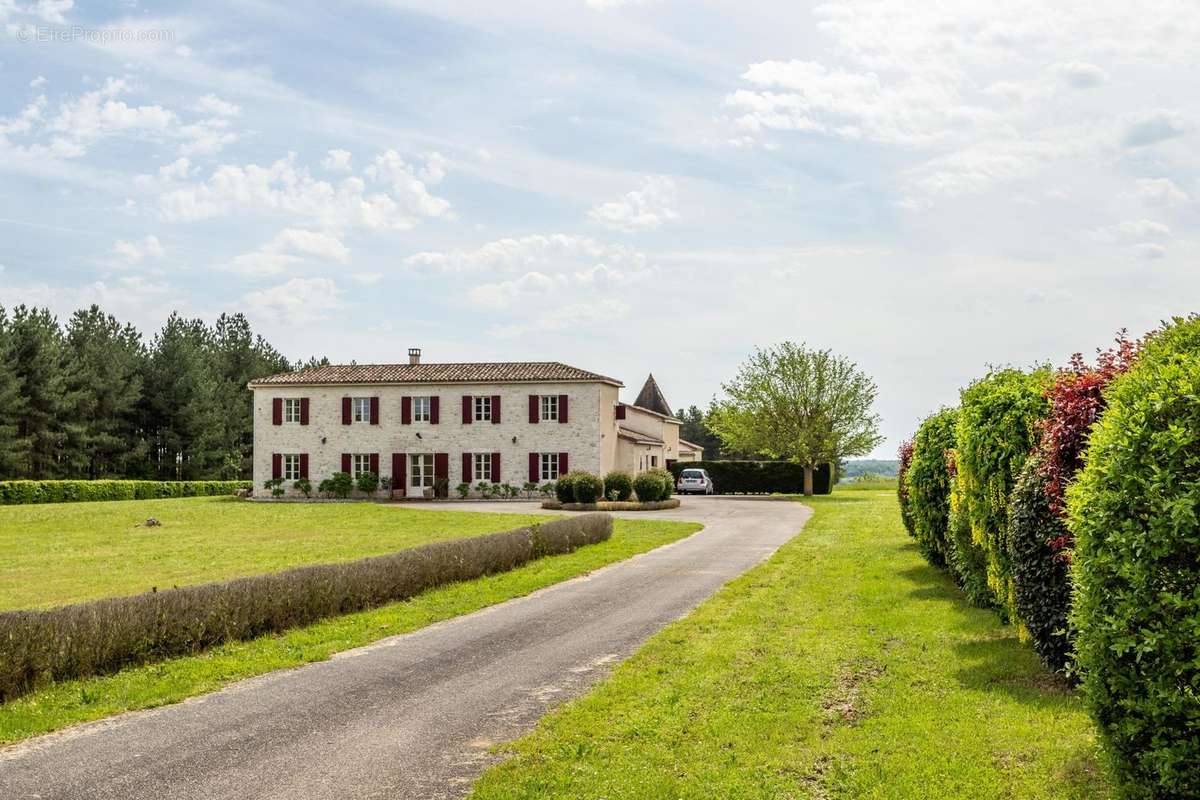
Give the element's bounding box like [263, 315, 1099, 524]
[676, 468, 715, 495]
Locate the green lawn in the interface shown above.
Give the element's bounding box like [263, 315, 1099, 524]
[0, 496, 547, 609]
[0, 515, 701, 744]
[469, 488, 1111, 800]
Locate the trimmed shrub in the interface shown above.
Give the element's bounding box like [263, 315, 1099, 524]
[319, 472, 353, 499]
[896, 439, 915, 537]
[648, 468, 674, 499]
[0, 514, 613, 701]
[1068, 316, 1200, 799]
[355, 471, 380, 495]
[947, 449, 995, 609]
[571, 472, 604, 504]
[956, 367, 1051, 618]
[1007, 453, 1072, 674]
[554, 472, 579, 503]
[666, 461, 833, 495]
[907, 408, 958, 568]
[603, 470, 634, 501]
[633, 471, 666, 502]
[0, 480, 250, 506]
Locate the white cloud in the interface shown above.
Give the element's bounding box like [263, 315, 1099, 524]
[35, 0, 72, 23]
[243, 277, 343, 323]
[1131, 242, 1168, 260]
[351, 272, 383, 285]
[468, 271, 567, 308]
[194, 94, 240, 117]
[29, 76, 46, 89]
[228, 228, 350, 276]
[1055, 61, 1108, 89]
[588, 175, 679, 232]
[585, 0, 649, 8]
[109, 234, 164, 265]
[1131, 178, 1190, 206]
[1088, 219, 1172, 242]
[161, 152, 450, 230]
[405, 233, 650, 276]
[491, 297, 631, 337]
[321, 148, 352, 171]
[1120, 109, 1191, 148]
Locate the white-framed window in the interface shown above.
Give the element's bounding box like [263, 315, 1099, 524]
[352, 453, 373, 478]
[283, 454, 301, 481]
[283, 398, 302, 424]
[410, 453, 434, 490]
[474, 452, 493, 482]
[352, 397, 372, 423]
[474, 395, 492, 422]
[650, 455, 658, 468]
[540, 394, 558, 422]
[540, 452, 560, 481]
[413, 396, 431, 422]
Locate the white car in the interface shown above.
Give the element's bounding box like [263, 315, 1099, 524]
[676, 468, 715, 495]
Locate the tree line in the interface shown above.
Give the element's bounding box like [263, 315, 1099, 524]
[0, 305, 322, 481]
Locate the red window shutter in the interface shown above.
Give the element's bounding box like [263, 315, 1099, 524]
[300, 398, 310, 425]
[529, 452, 539, 482]
[401, 396, 412, 425]
[615, 404, 625, 420]
[559, 452, 569, 474]
[369, 453, 380, 475]
[299, 453, 309, 479]
[434, 453, 449, 483]
[529, 395, 539, 424]
[462, 395, 473, 424]
[430, 396, 440, 425]
[392, 453, 406, 495]
[559, 395, 569, 424]
[462, 452, 472, 483]
[370, 397, 380, 425]
[491, 394, 501, 424]
[492, 452, 501, 482]
[271, 453, 282, 479]
[341, 453, 351, 473]
[272, 398, 283, 425]
[342, 397, 352, 425]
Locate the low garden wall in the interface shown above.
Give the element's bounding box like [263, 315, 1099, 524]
[0, 513, 612, 701]
[0, 480, 251, 505]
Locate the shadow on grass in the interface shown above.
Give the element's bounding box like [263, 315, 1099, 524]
[951, 636, 1080, 708]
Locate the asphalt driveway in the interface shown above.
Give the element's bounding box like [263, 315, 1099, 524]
[0, 496, 810, 800]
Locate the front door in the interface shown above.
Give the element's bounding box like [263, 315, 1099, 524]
[409, 453, 434, 497]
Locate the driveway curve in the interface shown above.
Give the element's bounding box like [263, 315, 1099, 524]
[0, 496, 810, 800]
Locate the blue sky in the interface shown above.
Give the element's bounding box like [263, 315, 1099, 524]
[2, 1, 1198, 458]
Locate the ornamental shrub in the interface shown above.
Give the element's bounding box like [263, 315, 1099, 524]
[319, 472, 353, 499]
[946, 451, 995, 609]
[896, 439, 915, 537]
[956, 367, 1051, 618]
[554, 472, 578, 503]
[355, 471, 380, 495]
[603, 470, 634, 501]
[648, 468, 674, 500]
[571, 472, 605, 504]
[633, 471, 666, 502]
[907, 408, 958, 568]
[1068, 315, 1200, 799]
[1006, 453, 1072, 674]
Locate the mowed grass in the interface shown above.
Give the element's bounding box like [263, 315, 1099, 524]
[469, 488, 1111, 800]
[0, 496, 547, 609]
[0, 516, 700, 745]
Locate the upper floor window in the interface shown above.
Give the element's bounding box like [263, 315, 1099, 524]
[540, 394, 559, 422]
[540, 452, 560, 481]
[352, 397, 371, 423]
[283, 454, 301, 480]
[283, 398, 302, 424]
[413, 396, 431, 422]
[352, 453, 373, 478]
[474, 452, 493, 482]
[474, 395, 492, 422]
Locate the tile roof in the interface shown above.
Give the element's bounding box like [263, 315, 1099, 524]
[249, 361, 623, 387]
[617, 426, 665, 445]
[633, 373, 673, 417]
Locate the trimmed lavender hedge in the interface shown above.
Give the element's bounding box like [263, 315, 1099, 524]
[0, 514, 612, 700]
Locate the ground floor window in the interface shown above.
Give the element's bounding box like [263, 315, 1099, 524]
[410, 453, 434, 491]
[283, 454, 301, 480]
[540, 452, 560, 481]
[352, 453, 373, 478]
[474, 452, 493, 482]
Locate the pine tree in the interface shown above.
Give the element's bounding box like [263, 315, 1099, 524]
[0, 307, 31, 477]
[8, 306, 70, 478]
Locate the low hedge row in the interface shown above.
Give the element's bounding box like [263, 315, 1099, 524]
[0, 514, 612, 701]
[0, 480, 251, 505]
[668, 460, 833, 495]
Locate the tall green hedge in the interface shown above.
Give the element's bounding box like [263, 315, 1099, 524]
[955, 367, 1051, 618]
[907, 408, 958, 568]
[0, 480, 251, 505]
[947, 454, 995, 609]
[1068, 316, 1200, 799]
[668, 461, 833, 495]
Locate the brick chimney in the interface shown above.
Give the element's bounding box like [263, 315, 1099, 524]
[408, 347, 421, 365]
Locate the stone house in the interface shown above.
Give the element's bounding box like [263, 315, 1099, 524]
[248, 349, 702, 498]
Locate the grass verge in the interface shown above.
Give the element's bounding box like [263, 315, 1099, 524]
[0, 496, 545, 609]
[0, 518, 698, 745]
[468, 487, 1111, 800]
